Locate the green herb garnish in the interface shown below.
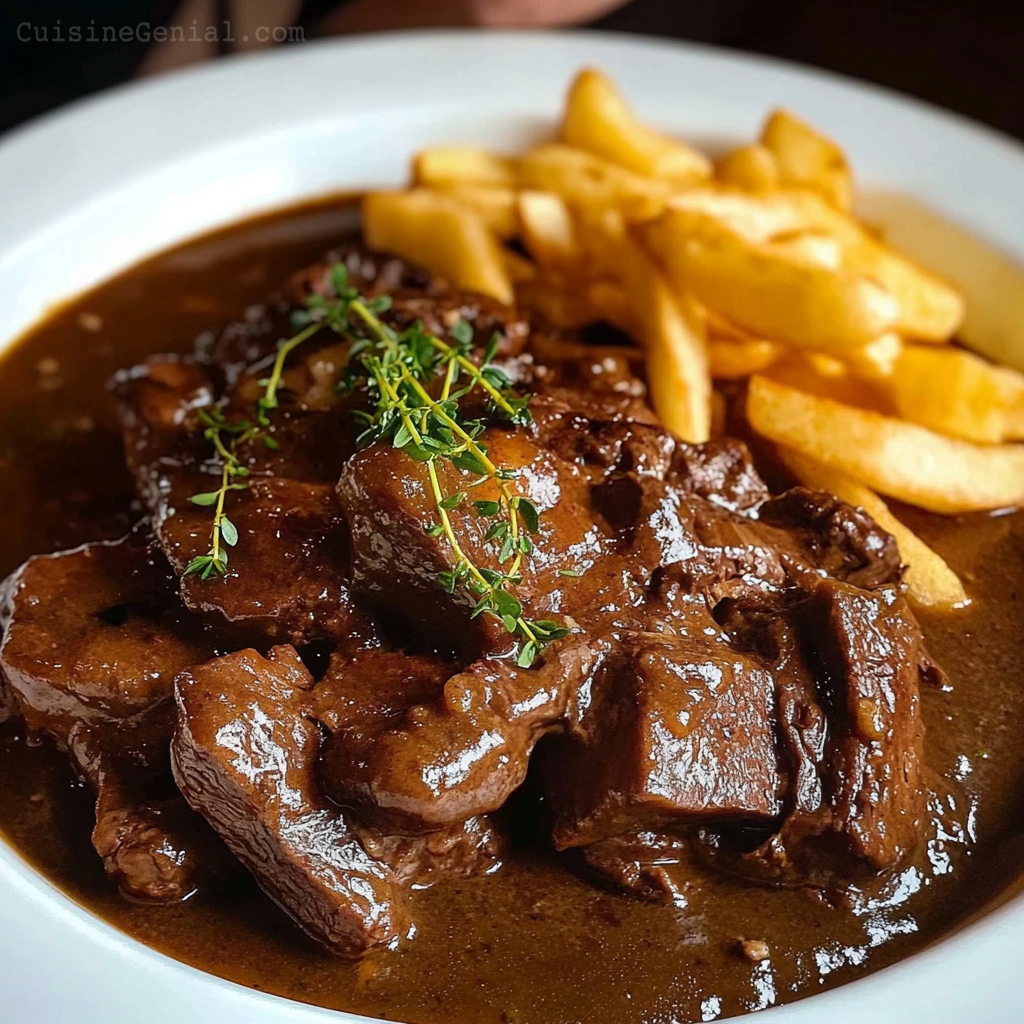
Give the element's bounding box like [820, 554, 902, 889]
[186, 262, 568, 666]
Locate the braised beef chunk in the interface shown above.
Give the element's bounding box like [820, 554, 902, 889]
[0, 532, 224, 899]
[757, 487, 903, 590]
[546, 631, 782, 851]
[320, 639, 604, 834]
[793, 581, 926, 873]
[172, 645, 504, 955]
[112, 356, 369, 645]
[173, 645, 402, 955]
[702, 581, 928, 886]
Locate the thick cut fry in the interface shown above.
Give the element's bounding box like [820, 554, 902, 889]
[886, 345, 1024, 444]
[363, 190, 512, 305]
[666, 187, 964, 340]
[561, 68, 711, 182]
[778, 448, 968, 609]
[644, 210, 898, 351]
[765, 231, 844, 270]
[715, 144, 778, 191]
[643, 285, 711, 443]
[764, 352, 891, 411]
[517, 191, 581, 269]
[708, 337, 781, 379]
[435, 183, 518, 239]
[747, 375, 1024, 513]
[412, 147, 517, 188]
[858, 191, 1024, 369]
[843, 333, 903, 381]
[518, 144, 673, 221]
[761, 109, 853, 210]
[618, 243, 710, 442]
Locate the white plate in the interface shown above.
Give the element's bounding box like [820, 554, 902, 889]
[0, 29, 1022, 1024]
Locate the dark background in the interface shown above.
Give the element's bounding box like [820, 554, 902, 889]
[1, 0, 1022, 141]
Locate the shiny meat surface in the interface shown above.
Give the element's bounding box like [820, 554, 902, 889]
[172, 645, 504, 954]
[546, 631, 782, 850]
[0, 531, 225, 899]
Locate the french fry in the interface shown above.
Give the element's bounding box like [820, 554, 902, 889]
[857, 190, 1024, 371]
[615, 239, 710, 442]
[666, 187, 963, 340]
[363, 190, 512, 304]
[778, 448, 969, 609]
[517, 191, 581, 269]
[412, 147, 517, 188]
[761, 109, 853, 210]
[708, 337, 781, 379]
[764, 351, 891, 411]
[885, 345, 1024, 444]
[715, 144, 779, 192]
[842, 333, 903, 380]
[435, 183, 519, 239]
[747, 375, 1024, 513]
[643, 209, 899, 351]
[518, 144, 673, 221]
[561, 68, 711, 183]
[764, 231, 844, 270]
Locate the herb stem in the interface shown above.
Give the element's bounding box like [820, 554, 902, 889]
[260, 321, 322, 423]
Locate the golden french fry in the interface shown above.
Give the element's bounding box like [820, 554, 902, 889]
[434, 183, 519, 239]
[885, 345, 1024, 444]
[715, 144, 779, 191]
[778, 448, 969, 610]
[560, 68, 711, 182]
[643, 209, 898, 351]
[764, 351, 891, 411]
[764, 230, 844, 270]
[643, 285, 711, 443]
[761, 109, 853, 210]
[857, 190, 1024, 369]
[708, 337, 781, 379]
[412, 147, 517, 188]
[666, 187, 963, 340]
[747, 375, 1024, 513]
[842, 333, 903, 380]
[363, 190, 512, 305]
[618, 244, 710, 442]
[517, 191, 581, 269]
[518, 144, 672, 221]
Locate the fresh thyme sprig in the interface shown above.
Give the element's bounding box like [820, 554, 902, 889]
[185, 262, 568, 666]
[182, 406, 257, 579]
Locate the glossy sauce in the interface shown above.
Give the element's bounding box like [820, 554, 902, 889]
[1, 198, 1023, 1024]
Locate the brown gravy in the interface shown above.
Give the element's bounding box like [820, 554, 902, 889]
[1, 197, 1023, 1023]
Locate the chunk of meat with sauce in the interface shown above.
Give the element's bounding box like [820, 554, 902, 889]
[111, 356, 370, 645]
[319, 639, 605, 834]
[172, 646, 504, 955]
[544, 631, 782, 851]
[702, 580, 929, 885]
[0, 532, 228, 899]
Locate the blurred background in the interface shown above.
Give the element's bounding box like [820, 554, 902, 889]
[1, 0, 1022, 140]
